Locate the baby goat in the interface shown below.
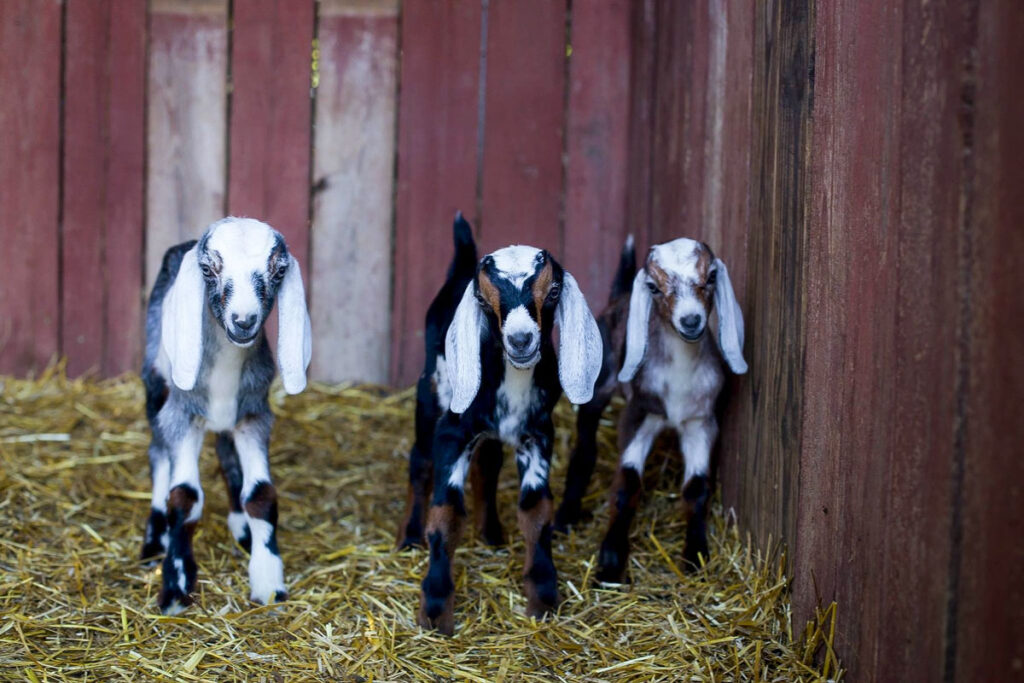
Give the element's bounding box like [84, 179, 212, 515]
[397, 214, 603, 635]
[140, 217, 312, 614]
[555, 237, 747, 582]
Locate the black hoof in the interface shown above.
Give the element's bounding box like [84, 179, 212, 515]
[682, 540, 709, 571]
[480, 519, 506, 547]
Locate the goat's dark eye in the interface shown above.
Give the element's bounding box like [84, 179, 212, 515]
[705, 270, 717, 288]
[271, 264, 287, 283]
[200, 264, 214, 279]
[646, 281, 662, 296]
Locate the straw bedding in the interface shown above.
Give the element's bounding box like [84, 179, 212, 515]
[0, 366, 840, 681]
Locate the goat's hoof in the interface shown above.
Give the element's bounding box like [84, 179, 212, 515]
[158, 588, 193, 616]
[553, 504, 582, 534]
[417, 595, 455, 636]
[682, 543, 710, 572]
[595, 551, 630, 586]
[479, 520, 505, 547]
[397, 536, 426, 551]
[524, 592, 558, 620]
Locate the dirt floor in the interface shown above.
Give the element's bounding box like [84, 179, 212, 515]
[0, 368, 840, 681]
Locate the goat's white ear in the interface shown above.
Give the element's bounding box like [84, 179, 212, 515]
[713, 258, 747, 374]
[277, 255, 313, 394]
[161, 247, 205, 391]
[618, 269, 652, 382]
[556, 272, 603, 404]
[445, 282, 483, 414]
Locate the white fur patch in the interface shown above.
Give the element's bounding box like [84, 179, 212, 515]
[498, 363, 534, 444]
[162, 598, 188, 616]
[168, 423, 205, 524]
[643, 331, 723, 426]
[680, 418, 717, 481]
[649, 238, 702, 280]
[491, 245, 542, 288]
[447, 450, 471, 490]
[150, 456, 170, 512]
[228, 511, 249, 542]
[516, 442, 549, 491]
[205, 330, 246, 432]
[174, 558, 187, 594]
[433, 354, 453, 414]
[247, 519, 286, 604]
[234, 421, 270, 502]
[206, 218, 278, 334]
[621, 415, 665, 473]
[503, 305, 540, 359]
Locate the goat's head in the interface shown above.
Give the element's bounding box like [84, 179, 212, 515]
[445, 245, 603, 413]
[619, 238, 747, 380]
[161, 217, 312, 394]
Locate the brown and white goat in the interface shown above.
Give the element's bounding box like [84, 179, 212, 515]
[555, 237, 747, 582]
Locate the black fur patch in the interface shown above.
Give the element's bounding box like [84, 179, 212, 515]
[421, 531, 455, 619]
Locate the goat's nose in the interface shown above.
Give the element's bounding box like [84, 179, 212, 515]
[508, 332, 532, 353]
[232, 313, 258, 332]
[680, 314, 702, 331]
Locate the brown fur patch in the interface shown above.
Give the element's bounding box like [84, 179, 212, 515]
[243, 482, 278, 521]
[478, 271, 502, 324]
[168, 485, 198, 513]
[692, 243, 715, 310]
[531, 260, 553, 319]
[645, 260, 679, 325]
[516, 497, 553, 575]
[425, 504, 465, 553]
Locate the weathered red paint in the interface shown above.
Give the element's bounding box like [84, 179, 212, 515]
[390, 0, 482, 386]
[0, 2, 62, 375]
[62, 0, 146, 377]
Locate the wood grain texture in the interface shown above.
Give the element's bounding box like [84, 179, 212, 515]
[146, 0, 228, 291]
[310, 0, 398, 383]
[624, 0, 657, 257]
[955, 0, 1024, 678]
[62, 0, 146, 377]
[228, 0, 314, 269]
[0, 2, 62, 374]
[479, 0, 567, 253]
[560, 0, 631, 308]
[389, 0, 481, 387]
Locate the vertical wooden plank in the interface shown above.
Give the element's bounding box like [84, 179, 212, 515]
[956, 0, 1024, 679]
[0, 2, 61, 375]
[561, 0, 631, 307]
[389, 0, 481, 387]
[648, 0, 708, 244]
[624, 0, 657, 257]
[146, 0, 228, 291]
[310, 0, 398, 383]
[479, 0, 567, 253]
[62, 0, 146, 377]
[228, 0, 314, 269]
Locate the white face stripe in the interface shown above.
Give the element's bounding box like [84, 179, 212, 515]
[649, 238, 713, 327]
[490, 245, 542, 288]
[503, 305, 540, 355]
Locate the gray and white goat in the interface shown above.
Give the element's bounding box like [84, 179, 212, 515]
[555, 237, 747, 582]
[140, 217, 312, 614]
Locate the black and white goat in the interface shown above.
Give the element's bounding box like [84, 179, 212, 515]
[397, 214, 603, 635]
[555, 237, 746, 583]
[140, 217, 312, 614]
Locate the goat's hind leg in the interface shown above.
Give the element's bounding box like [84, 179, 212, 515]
[398, 376, 439, 549]
[679, 418, 716, 570]
[216, 433, 251, 553]
[141, 441, 170, 565]
[159, 419, 205, 615]
[470, 438, 505, 546]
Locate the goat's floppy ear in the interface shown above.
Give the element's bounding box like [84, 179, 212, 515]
[277, 255, 313, 394]
[618, 269, 652, 382]
[445, 281, 483, 414]
[161, 246, 205, 391]
[713, 258, 747, 374]
[555, 272, 603, 404]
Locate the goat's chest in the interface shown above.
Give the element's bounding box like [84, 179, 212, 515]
[205, 348, 245, 431]
[642, 340, 721, 425]
[495, 367, 534, 444]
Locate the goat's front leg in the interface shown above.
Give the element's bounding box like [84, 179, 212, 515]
[597, 410, 664, 584]
[679, 417, 716, 569]
[554, 375, 615, 533]
[418, 425, 471, 635]
[398, 375, 439, 550]
[516, 418, 558, 618]
[234, 416, 287, 605]
[158, 418, 205, 614]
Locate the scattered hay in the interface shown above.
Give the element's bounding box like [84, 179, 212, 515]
[0, 366, 841, 681]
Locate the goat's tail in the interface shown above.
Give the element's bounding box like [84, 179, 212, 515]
[447, 210, 478, 283]
[609, 234, 637, 303]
